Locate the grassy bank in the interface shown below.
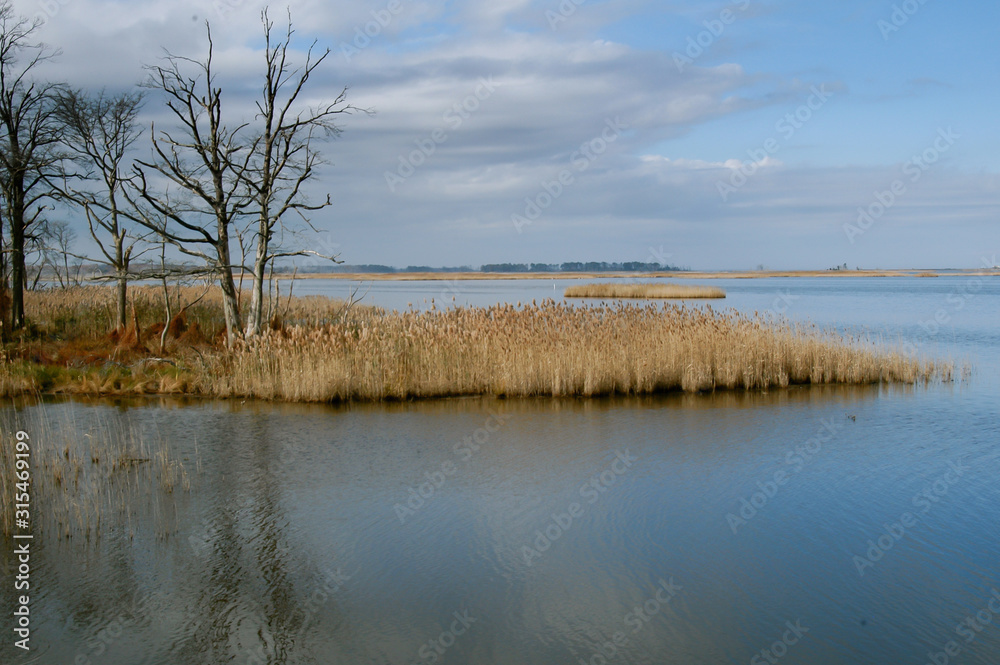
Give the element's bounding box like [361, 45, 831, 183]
[564, 283, 725, 299]
[1, 286, 950, 403]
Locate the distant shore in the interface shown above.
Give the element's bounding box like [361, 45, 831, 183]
[274, 269, 1000, 281]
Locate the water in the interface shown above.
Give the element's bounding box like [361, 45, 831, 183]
[2, 277, 1000, 664]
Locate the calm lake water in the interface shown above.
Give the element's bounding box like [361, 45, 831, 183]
[3, 276, 1000, 664]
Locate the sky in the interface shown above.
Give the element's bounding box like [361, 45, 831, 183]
[15, 0, 1000, 270]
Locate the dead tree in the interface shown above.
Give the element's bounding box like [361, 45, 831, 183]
[241, 9, 366, 337]
[0, 2, 65, 329]
[38, 219, 79, 288]
[55, 88, 147, 328]
[133, 23, 252, 346]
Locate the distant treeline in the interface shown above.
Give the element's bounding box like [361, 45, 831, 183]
[292, 262, 686, 274]
[294, 264, 476, 274]
[481, 262, 684, 273]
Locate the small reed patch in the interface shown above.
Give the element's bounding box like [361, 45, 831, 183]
[564, 283, 726, 299]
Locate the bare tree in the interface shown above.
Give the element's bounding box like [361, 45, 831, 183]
[23, 221, 45, 290]
[241, 10, 366, 337]
[133, 23, 253, 346]
[0, 1, 65, 330]
[40, 219, 79, 288]
[56, 88, 147, 328]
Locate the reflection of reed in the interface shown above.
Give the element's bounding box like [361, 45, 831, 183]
[0, 432, 14, 537]
[0, 408, 189, 539]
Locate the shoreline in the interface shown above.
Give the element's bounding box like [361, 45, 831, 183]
[271, 269, 1000, 281]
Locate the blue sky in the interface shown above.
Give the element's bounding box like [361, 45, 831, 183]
[19, 0, 1000, 269]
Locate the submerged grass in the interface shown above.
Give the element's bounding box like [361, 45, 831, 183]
[0, 409, 191, 539]
[2, 286, 950, 403]
[565, 283, 726, 299]
[0, 439, 13, 537]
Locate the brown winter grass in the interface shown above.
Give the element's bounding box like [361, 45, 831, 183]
[0, 285, 360, 397]
[564, 283, 726, 299]
[17, 284, 354, 341]
[1, 287, 950, 403]
[209, 300, 949, 402]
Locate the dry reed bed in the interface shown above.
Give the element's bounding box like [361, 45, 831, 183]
[208, 300, 949, 402]
[0, 286, 366, 398]
[21, 285, 357, 340]
[565, 283, 726, 299]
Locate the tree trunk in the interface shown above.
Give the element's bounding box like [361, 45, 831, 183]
[116, 274, 128, 331]
[216, 234, 241, 347]
[115, 236, 127, 329]
[244, 217, 269, 337]
[219, 271, 241, 347]
[0, 218, 7, 339]
[10, 206, 25, 330]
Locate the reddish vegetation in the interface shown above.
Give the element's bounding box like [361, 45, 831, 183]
[14, 310, 214, 373]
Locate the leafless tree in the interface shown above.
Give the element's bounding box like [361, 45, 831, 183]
[23, 223, 45, 290]
[241, 9, 367, 337]
[0, 1, 66, 330]
[55, 87, 147, 328]
[41, 219, 81, 288]
[132, 23, 253, 346]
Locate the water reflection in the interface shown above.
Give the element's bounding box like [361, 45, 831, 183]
[3, 382, 999, 664]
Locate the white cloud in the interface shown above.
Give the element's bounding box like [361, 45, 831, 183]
[5, 0, 996, 269]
